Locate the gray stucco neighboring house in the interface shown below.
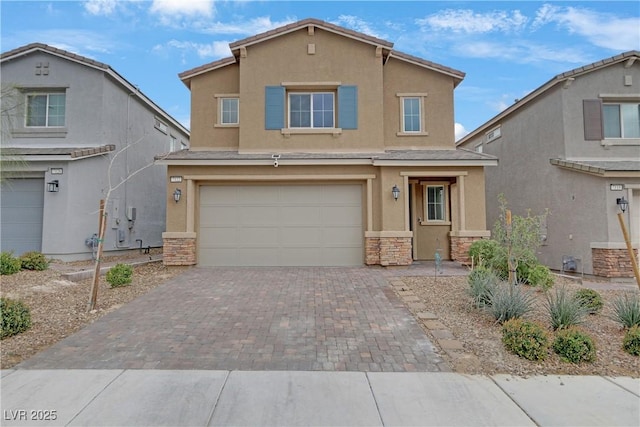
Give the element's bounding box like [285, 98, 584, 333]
[1, 43, 190, 261]
[457, 51, 640, 278]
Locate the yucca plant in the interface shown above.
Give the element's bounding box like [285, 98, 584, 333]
[489, 283, 536, 324]
[468, 266, 499, 308]
[610, 293, 640, 329]
[545, 285, 587, 330]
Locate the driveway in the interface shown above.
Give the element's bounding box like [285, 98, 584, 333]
[18, 267, 449, 372]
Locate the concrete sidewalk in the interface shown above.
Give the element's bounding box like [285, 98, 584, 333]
[1, 370, 638, 426]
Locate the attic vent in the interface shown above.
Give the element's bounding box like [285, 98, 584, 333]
[485, 126, 502, 143]
[154, 118, 168, 134]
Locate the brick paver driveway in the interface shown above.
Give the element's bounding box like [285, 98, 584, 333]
[18, 267, 449, 372]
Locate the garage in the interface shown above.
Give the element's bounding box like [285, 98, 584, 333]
[0, 178, 44, 255]
[199, 184, 363, 266]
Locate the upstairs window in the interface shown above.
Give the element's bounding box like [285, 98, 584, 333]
[402, 97, 421, 132]
[26, 93, 65, 127]
[289, 92, 334, 128]
[221, 97, 239, 125]
[603, 103, 640, 138]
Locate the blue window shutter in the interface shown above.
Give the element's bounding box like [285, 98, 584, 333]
[265, 86, 285, 130]
[338, 85, 358, 129]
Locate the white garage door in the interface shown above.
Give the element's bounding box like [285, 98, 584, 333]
[0, 178, 44, 255]
[199, 184, 363, 266]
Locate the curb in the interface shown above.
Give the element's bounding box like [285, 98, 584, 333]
[61, 258, 162, 282]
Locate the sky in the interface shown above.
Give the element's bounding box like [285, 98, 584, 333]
[2, 1, 639, 140]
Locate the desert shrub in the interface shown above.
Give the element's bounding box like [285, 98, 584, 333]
[106, 263, 133, 287]
[546, 285, 587, 330]
[19, 251, 49, 271]
[552, 328, 596, 364]
[0, 251, 22, 275]
[527, 264, 554, 290]
[469, 239, 501, 267]
[610, 293, 640, 329]
[502, 318, 549, 361]
[468, 266, 499, 308]
[622, 325, 640, 356]
[0, 297, 32, 339]
[574, 288, 604, 314]
[489, 283, 536, 324]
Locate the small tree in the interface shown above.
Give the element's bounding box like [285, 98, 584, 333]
[492, 194, 549, 285]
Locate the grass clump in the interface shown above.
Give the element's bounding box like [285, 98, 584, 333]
[0, 251, 22, 275]
[489, 284, 536, 324]
[0, 297, 32, 339]
[106, 263, 133, 288]
[19, 251, 49, 271]
[467, 266, 499, 308]
[502, 318, 549, 361]
[574, 288, 604, 314]
[545, 285, 588, 330]
[622, 325, 640, 356]
[552, 328, 596, 364]
[610, 293, 640, 329]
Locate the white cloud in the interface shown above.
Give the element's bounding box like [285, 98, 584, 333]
[418, 9, 528, 34]
[149, 0, 214, 17]
[334, 15, 387, 39]
[84, 0, 118, 16]
[531, 4, 640, 51]
[454, 123, 468, 141]
[198, 17, 297, 36]
[152, 40, 231, 61]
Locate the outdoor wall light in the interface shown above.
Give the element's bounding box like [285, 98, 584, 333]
[392, 184, 400, 201]
[47, 180, 59, 193]
[617, 196, 628, 213]
[173, 188, 182, 203]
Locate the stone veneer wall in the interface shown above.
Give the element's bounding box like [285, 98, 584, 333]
[163, 237, 197, 266]
[592, 248, 638, 278]
[450, 236, 484, 265]
[366, 237, 412, 266]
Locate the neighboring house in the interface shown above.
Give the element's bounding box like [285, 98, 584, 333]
[458, 51, 640, 278]
[157, 18, 496, 267]
[1, 43, 190, 261]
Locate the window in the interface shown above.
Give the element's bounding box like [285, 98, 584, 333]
[221, 98, 239, 125]
[289, 93, 334, 128]
[402, 97, 421, 132]
[154, 118, 168, 134]
[26, 93, 65, 127]
[426, 185, 446, 221]
[603, 103, 640, 138]
[169, 135, 178, 152]
[485, 125, 502, 142]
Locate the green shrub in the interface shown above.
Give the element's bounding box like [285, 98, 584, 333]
[0, 252, 22, 275]
[502, 318, 549, 361]
[622, 325, 640, 356]
[489, 283, 536, 324]
[469, 239, 501, 267]
[19, 251, 49, 271]
[574, 288, 604, 314]
[467, 266, 499, 308]
[527, 264, 554, 290]
[0, 297, 32, 339]
[553, 328, 596, 364]
[546, 285, 587, 330]
[106, 263, 133, 287]
[610, 293, 640, 329]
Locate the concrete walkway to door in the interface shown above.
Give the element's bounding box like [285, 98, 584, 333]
[17, 267, 449, 372]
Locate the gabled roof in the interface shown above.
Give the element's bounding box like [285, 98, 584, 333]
[1, 43, 190, 136]
[179, 18, 464, 86]
[457, 50, 640, 146]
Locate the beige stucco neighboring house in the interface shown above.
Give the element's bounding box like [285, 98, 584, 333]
[157, 18, 496, 267]
[457, 51, 640, 278]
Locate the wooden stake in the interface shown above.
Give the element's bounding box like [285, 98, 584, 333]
[88, 199, 107, 311]
[506, 209, 514, 285]
[617, 212, 640, 290]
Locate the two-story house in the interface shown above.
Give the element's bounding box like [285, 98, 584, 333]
[1, 43, 190, 261]
[158, 18, 496, 267]
[458, 51, 640, 278]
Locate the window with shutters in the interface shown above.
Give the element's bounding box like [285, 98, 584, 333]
[265, 84, 357, 134]
[603, 103, 640, 138]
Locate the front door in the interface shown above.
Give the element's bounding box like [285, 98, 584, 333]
[411, 181, 451, 260]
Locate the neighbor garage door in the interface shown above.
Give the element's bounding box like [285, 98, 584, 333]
[0, 178, 44, 255]
[199, 184, 363, 266]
